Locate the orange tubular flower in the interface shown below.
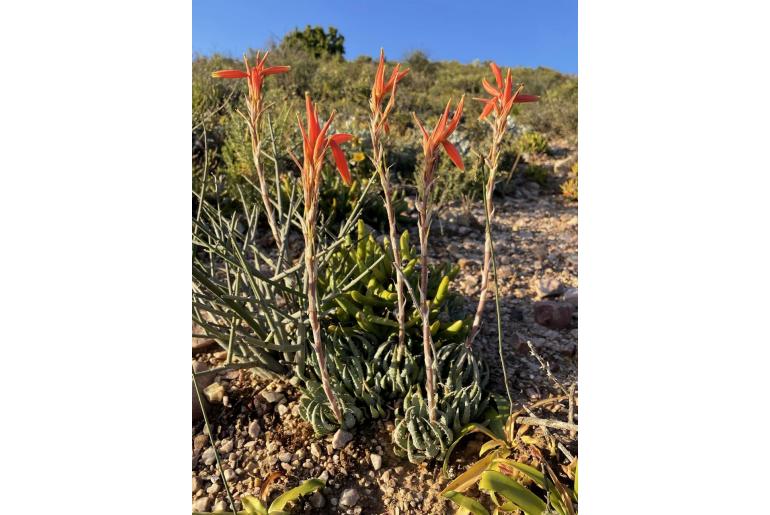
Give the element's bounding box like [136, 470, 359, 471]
[295, 93, 353, 195]
[295, 93, 353, 427]
[370, 49, 409, 130]
[475, 62, 538, 121]
[212, 51, 290, 102]
[413, 96, 466, 171]
[211, 51, 290, 244]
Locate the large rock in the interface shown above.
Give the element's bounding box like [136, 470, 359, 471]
[533, 301, 575, 329]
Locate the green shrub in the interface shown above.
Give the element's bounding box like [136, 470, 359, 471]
[281, 25, 345, 59]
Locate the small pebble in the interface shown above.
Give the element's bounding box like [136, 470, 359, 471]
[332, 429, 353, 449]
[260, 390, 285, 404]
[193, 434, 208, 453]
[340, 488, 360, 507]
[201, 447, 216, 466]
[370, 453, 382, 471]
[219, 439, 233, 454]
[203, 382, 225, 403]
[310, 491, 326, 508]
[192, 497, 210, 512]
[207, 482, 221, 494]
[248, 420, 261, 439]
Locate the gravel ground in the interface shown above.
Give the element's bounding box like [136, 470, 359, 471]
[192, 150, 578, 514]
[432, 191, 578, 407]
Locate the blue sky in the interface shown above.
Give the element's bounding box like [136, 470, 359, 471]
[193, 0, 577, 74]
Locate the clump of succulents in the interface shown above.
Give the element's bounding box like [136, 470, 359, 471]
[296, 219, 490, 447]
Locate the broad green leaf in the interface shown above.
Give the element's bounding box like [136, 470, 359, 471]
[442, 423, 506, 477]
[480, 440, 504, 456]
[268, 478, 325, 512]
[444, 490, 490, 515]
[241, 494, 268, 515]
[441, 452, 497, 495]
[479, 471, 547, 515]
[485, 396, 510, 441]
[492, 459, 545, 489]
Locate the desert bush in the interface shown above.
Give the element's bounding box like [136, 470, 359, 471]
[518, 76, 578, 139]
[515, 130, 549, 156]
[561, 162, 578, 201]
[524, 163, 552, 188]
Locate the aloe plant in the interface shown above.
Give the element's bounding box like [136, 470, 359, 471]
[412, 96, 466, 423]
[467, 63, 538, 348]
[193, 46, 496, 459]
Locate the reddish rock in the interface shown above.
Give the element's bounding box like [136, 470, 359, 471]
[533, 301, 575, 329]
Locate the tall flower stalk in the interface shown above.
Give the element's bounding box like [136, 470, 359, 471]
[292, 93, 353, 424]
[212, 51, 290, 244]
[369, 49, 410, 348]
[466, 63, 538, 348]
[412, 97, 465, 421]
